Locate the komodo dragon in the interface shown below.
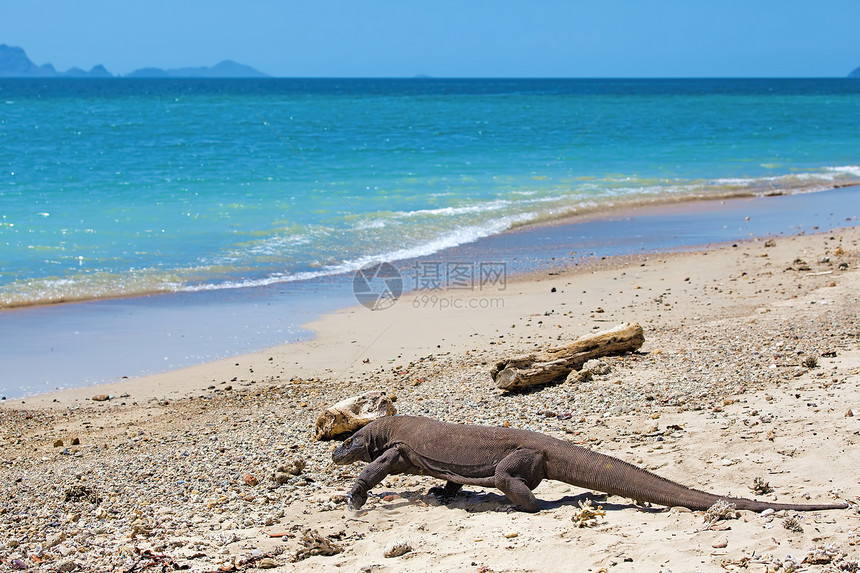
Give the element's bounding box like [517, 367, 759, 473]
[332, 415, 849, 513]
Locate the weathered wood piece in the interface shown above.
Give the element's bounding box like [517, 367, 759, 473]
[314, 390, 397, 440]
[491, 322, 644, 391]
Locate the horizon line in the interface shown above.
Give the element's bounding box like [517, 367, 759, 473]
[1, 75, 858, 80]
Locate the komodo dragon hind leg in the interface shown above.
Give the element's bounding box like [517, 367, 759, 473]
[493, 448, 547, 513]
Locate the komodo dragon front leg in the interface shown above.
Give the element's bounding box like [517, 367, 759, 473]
[347, 446, 415, 510]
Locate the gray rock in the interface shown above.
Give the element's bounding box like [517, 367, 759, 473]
[56, 561, 78, 572]
[45, 532, 65, 548]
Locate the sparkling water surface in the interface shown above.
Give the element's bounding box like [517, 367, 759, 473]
[3, 78, 859, 307]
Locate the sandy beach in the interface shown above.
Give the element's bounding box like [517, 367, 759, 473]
[3, 224, 860, 572]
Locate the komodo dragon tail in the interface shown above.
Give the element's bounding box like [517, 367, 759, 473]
[546, 441, 848, 512]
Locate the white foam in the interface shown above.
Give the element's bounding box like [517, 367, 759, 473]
[353, 218, 387, 230]
[395, 199, 510, 218]
[184, 212, 536, 293]
[242, 233, 314, 256]
[825, 165, 860, 177]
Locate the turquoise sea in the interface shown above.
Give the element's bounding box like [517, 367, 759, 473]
[1, 78, 860, 397]
[3, 78, 860, 308]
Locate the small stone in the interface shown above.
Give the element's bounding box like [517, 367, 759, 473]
[63, 485, 101, 504]
[258, 557, 279, 569]
[846, 409, 854, 418]
[503, 531, 518, 539]
[92, 394, 110, 402]
[571, 369, 593, 383]
[383, 541, 412, 558]
[712, 540, 728, 549]
[70, 437, 80, 446]
[56, 561, 78, 572]
[274, 457, 306, 479]
[54, 439, 64, 448]
[244, 473, 259, 486]
[46, 532, 65, 548]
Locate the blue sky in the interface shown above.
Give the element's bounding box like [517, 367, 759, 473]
[2, 0, 858, 77]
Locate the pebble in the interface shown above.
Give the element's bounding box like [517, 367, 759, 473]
[504, 531, 519, 539]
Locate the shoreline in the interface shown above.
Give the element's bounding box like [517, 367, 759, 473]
[4, 219, 858, 411]
[2, 185, 859, 402]
[1, 221, 859, 571]
[2, 183, 856, 314]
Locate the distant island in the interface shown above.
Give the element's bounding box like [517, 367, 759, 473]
[0, 44, 111, 77]
[0, 44, 268, 78]
[124, 60, 268, 78]
[850, 67, 860, 78]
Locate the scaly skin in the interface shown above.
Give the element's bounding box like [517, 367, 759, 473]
[332, 415, 849, 513]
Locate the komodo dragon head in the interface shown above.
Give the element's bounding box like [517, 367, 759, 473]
[332, 423, 382, 465]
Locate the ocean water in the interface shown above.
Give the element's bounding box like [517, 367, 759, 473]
[1, 78, 860, 398]
[2, 78, 860, 308]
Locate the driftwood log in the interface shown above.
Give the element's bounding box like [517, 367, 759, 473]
[314, 391, 396, 440]
[491, 322, 645, 391]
